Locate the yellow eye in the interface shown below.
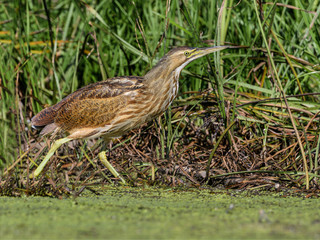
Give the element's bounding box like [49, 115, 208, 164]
[184, 51, 190, 57]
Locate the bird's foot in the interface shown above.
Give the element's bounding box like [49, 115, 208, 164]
[98, 151, 126, 184]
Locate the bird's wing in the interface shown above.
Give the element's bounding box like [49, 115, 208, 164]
[31, 77, 144, 133]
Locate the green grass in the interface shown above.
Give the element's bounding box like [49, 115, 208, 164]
[1, 0, 320, 190]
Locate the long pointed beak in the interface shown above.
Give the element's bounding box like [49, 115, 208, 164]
[192, 45, 233, 59]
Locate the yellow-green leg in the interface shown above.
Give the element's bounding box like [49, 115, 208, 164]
[30, 137, 126, 184]
[30, 137, 72, 178]
[98, 151, 126, 184]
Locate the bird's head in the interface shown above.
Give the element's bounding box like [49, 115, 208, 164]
[145, 45, 232, 82]
[167, 45, 231, 70]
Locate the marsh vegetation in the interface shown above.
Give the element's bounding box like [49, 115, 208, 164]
[0, 1, 320, 195]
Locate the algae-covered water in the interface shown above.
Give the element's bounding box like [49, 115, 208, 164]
[0, 187, 319, 239]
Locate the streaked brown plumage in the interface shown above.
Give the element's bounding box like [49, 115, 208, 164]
[31, 45, 231, 178]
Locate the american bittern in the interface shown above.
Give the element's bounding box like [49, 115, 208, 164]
[31, 45, 231, 179]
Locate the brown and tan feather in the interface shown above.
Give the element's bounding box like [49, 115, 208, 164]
[32, 76, 144, 138]
[32, 46, 231, 141]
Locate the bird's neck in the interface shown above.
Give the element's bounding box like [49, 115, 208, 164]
[142, 62, 182, 116]
[143, 57, 183, 92]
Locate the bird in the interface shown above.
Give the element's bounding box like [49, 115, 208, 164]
[31, 45, 233, 179]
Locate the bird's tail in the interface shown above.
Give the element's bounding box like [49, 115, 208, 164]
[31, 106, 60, 136]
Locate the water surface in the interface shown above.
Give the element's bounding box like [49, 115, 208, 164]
[0, 187, 319, 239]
